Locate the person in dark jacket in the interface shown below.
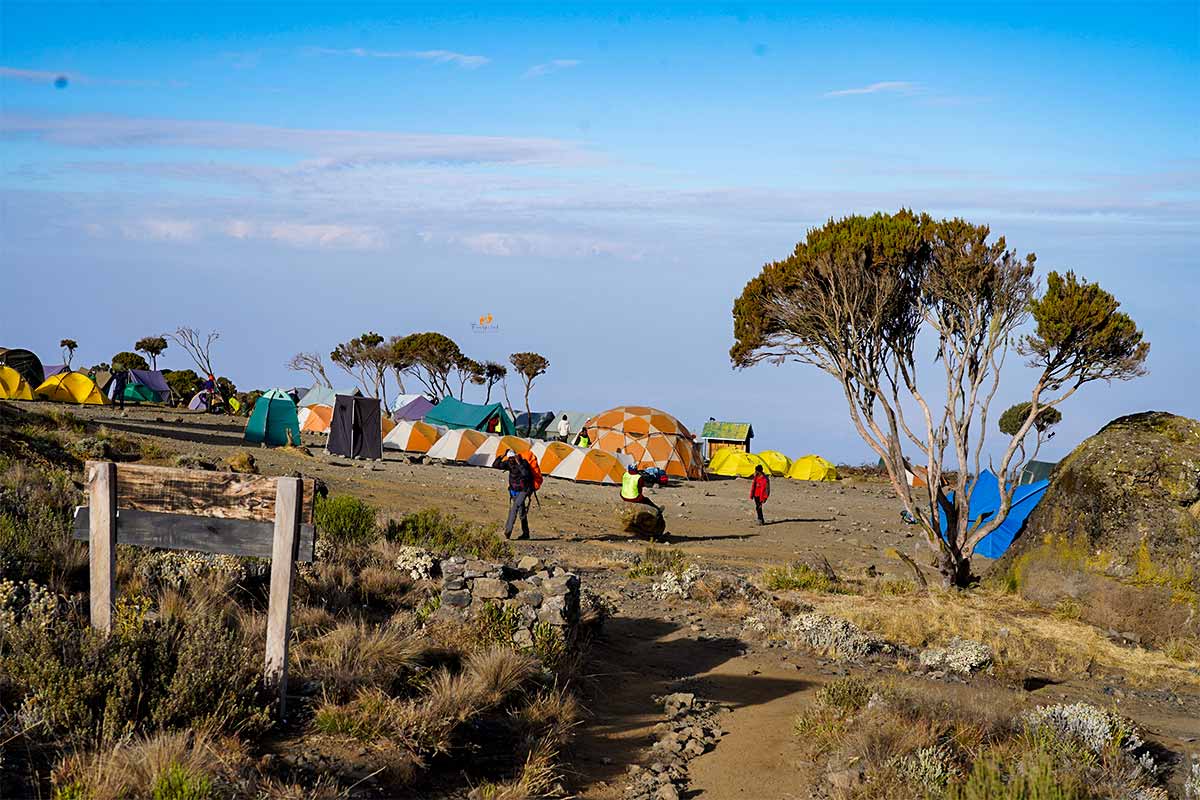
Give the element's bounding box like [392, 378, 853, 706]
[750, 464, 770, 525]
[111, 371, 128, 412]
[492, 449, 533, 539]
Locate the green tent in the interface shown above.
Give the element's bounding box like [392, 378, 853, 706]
[244, 389, 301, 446]
[424, 396, 516, 435]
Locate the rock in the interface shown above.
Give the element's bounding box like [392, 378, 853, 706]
[517, 555, 544, 572]
[464, 560, 493, 578]
[515, 590, 544, 607]
[619, 505, 667, 537]
[543, 574, 580, 595]
[827, 767, 864, 790]
[663, 692, 695, 713]
[472, 578, 510, 599]
[441, 589, 472, 608]
[443, 577, 466, 591]
[656, 785, 680, 800]
[512, 628, 534, 647]
[1015, 411, 1200, 561]
[919, 637, 993, 674]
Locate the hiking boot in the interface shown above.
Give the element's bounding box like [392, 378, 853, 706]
[516, 533, 530, 540]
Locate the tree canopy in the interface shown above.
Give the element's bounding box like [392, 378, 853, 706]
[135, 336, 168, 370]
[111, 351, 149, 372]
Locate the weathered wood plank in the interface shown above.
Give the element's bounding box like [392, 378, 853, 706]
[85, 461, 315, 523]
[265, 477, 301, 718]
[72, 507, 316, 562]
[88, 461, 116, 633]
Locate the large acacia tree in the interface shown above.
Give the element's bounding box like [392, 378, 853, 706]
[392, 332, 463, 400]
[731, 211, 1148, 586]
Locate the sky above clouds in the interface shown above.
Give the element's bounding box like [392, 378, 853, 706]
[2, 1, 1197, 461]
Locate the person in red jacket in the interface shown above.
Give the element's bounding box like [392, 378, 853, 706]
[750, 464, 770, 525]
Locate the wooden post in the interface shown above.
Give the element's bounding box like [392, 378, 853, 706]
[264, 476, 301, 717]
[88, 461, 117, 633]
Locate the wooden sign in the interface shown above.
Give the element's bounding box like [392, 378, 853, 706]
[82, 461, 318, 717]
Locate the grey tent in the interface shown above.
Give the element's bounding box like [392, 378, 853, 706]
[1019, 460, 1056, 485]
[0, 348, 44, 390]
[514, 411, 555, 438]
[547, 411, 591, 440]
[327, 395, 383, 460]
[299, 386, 361, 408]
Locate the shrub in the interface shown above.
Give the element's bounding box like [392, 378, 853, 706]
[151, 763, 212, 800]
[763, 562, 845, 593]
[383, 509, 510, 560]
[530, 622, 567, 671]
[293, 623, 424, 702]
[950, 750, 1085, 800]
[51, 730, 233, 800]
[315, 494, 379, 548]
[628, 546, 686, 579]
[815, 676, 872, 713]
[474, 602, 522, 648]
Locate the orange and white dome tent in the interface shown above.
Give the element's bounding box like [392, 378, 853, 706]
[298, 404, 334, 434]
[549, 449, 627, 484]
[583, 406, 702, 479]
[468, 434, 532, 466]
[427, 429, 489, 462]
[532, 440, 579, 474]
[383, 420, 445, 453]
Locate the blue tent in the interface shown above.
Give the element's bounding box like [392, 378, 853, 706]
[939, 469, 1049, 558]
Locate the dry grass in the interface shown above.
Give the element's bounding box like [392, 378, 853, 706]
[294, 621, 426, 702]
[52, 730, 244, 800]
[812, 587, 1200, 686]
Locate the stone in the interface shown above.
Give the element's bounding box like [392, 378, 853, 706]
[473, 578, 511, 599]
[515, 590, 544, 607]
[543, 574, 579, 595]
[619, 505, 666, 537]
[513, 628, 534, 647]
[443, 577, 466, 591]
[517, 555, 544, 572]
[441, 589, 472, 608]
[656, 785, 680, 800]
[464, 560, 493, 578]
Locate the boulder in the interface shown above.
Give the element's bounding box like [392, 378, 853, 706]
[619, 505, 666, 537]
[1014, 411, 1200, 561]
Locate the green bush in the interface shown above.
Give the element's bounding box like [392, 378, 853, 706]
[530, 622, 567, 671]
[475, 602, 521, 647]
[384, 508, 511, 560]
[628, 546, 686, 578]
[0, 463, 80, 585]
[152, 763, 213, 800]
[763, 562, 845, 593]
[815, 676, 872, 712]
[950, 750, 1084, 800]
[315, 494, 379, 548]
[0, 603, 269, 747]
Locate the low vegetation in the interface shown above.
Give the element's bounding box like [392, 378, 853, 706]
[794, 676, 1169, 799]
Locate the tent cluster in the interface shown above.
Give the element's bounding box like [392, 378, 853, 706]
[582, 406, 702, 479]
[707, 449, 838, 482]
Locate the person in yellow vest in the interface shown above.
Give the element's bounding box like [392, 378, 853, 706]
[576, 428, 590, 447]
[620, 464, 660, 512]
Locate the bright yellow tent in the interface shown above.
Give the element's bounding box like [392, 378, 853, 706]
[0, 365, 33, 400]
[35, 372, 108, 405]
[708, 448, 769, 478]
[787, 454, 838, 482]
[755, 450, 791, 476]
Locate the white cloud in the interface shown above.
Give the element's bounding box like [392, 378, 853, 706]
[264, 222, 383, 249]
[309, 47, 489, 68]
[120, 218, 197, 241]
[524, 59, 581, 78]
[2, 112, 586, 165]
[824, 81, 918, 97]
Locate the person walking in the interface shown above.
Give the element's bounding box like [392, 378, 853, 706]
[621, 464, 660, 512]
[557, 414, 570, 442]
[750, 464, 770, 525]
[492, 448, 533, 539]
[111, 370, 128, 412]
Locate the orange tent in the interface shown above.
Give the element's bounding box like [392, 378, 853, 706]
[584, 406, 702, 479]
[383, 420, 444, 453]
[299, 404, 334, 434]
[532, 440, 579, 474]
[426, 429, 489, 462]
[549, 449, 627, 484]
[468, 434, 533, 466]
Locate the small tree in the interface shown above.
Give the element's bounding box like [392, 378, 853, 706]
[168, 327, 219, 378]
[59, 339, 78, 369]
[509, 352, 549, 435]
[480, 361, 507, 404]
[134, 336, 168, 370]
[453, 356, 483, 400]
[331, 332, 391, 407]
[111, 351, 149, 372]
[731, 212, 1148, 586]
[286, 352, 333, 390]
[393, 333, 463, 400]
[999, 402, 1062, 464]
[161, 368, 201, 405]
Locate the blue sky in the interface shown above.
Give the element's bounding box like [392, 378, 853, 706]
[2, 1, 1197, 461]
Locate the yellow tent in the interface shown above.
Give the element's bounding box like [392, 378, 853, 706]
[708, 448, 769, 478]
[755, 450, 791, 476]
[34, 371, 107, 405]
[0, 365, 33, 400]
[787, 454, 838, 482]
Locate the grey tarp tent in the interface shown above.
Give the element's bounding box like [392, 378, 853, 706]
[514, 411, 555, 438]
[299, 386, 360, 408]
[0, 348, 44, 390]
[327, 394, 383, 460]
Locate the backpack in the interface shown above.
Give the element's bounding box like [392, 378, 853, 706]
[518, 451, 543, 491]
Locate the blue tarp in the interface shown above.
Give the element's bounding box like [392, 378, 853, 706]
[939, 469, 1049, 558]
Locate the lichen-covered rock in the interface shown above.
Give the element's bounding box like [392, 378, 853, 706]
[619, 505, 666, 537]
[1015, 411, 1200, 561]
[788, 613, 891, 660]
[918, 637, 993, 674]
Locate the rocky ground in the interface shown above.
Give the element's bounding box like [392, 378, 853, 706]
[42, 403, 1200, 798]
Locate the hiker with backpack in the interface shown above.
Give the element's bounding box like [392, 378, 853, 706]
[492, 448, 540, 540]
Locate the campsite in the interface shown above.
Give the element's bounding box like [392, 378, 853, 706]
[4, 3, 1199, 799]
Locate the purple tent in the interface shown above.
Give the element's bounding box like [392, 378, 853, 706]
[43, 364, 68, 380]
[188, 390, 210, 410]
[392, 396, 435, 422]
[129, 369, 171, 402]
